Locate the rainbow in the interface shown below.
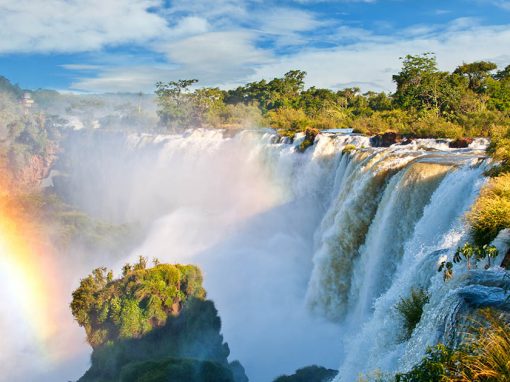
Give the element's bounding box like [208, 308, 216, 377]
[0, 191, 64, 363]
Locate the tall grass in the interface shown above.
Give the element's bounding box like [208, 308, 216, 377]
[460, 310, 510, 381]
[395, 288, 429, 340]
[467, 172, 510, 245]
[395, 309, 510, 382]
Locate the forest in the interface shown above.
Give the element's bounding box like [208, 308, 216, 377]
[155, 53, 510, 141]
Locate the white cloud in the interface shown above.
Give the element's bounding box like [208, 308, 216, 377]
[162, 31, 266, 66]
[248, 21, 510, 92]
[70, 20, 510, 94]
[60, 64, 101, 71]
[168, 16, 210, 38]
[491, 0, 510, 10]
[258, 7, 321, 35]
[71, 29, 273, 92]
[0, 0, 168, 53]
[4, 1, 508, 94]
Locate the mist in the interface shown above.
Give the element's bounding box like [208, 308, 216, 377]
[34, 122, 344, 381]
[1, 89, 493, 382]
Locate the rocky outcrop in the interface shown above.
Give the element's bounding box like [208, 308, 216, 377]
[449, 138, 473, 148]
[297, 127, 319, 153]
[273, 365, 338, 382]
[9, 144, 57, 190]
[501, 248, 510, 270]
[370, 132, 401, 147]
[79, 298, 248, 382]
[15, 152, 56, 189]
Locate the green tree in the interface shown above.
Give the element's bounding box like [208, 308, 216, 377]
[454, 61, 497, 93]
[155, 79, 198, 129]
[71, 263, 206, 348]
[392, 53, 440, 110]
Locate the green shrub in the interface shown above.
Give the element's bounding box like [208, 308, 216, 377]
[267, 107, 310, 133]
[486, 125, 510, 176]
[395, 288, 429, 340]
[395, 309, 510, 382]
[71, 263, 207, 347]
[394, 344, 461, 382]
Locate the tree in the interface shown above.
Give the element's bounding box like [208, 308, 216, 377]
[155, 79, 198, 129]
[70, 263, 207, 348]
[392, 53, 440, 110]
[225, 70, 307, 112]
[191, 87, 227, 127]
[366, 91, 394, 111]
[454, 61, 497, 93]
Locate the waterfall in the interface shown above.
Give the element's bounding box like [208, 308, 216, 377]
[54, 129, 493, 382]
[333, 161, 487, 380]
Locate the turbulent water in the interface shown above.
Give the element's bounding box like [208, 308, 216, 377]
[44, 128, 510, 381]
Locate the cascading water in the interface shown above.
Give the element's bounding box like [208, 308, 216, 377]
[332, 160, 489, 380]
[50, 128, 499, 382]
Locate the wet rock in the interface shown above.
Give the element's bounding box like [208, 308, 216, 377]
[449, 138, 473, 148]
[501, 248, 510, 270]
[297, 127, 319, 153]
[400, 137, 414, 145]
[370, 132, 401, 147]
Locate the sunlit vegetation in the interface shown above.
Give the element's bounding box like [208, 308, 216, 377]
[273, 365, 338, 382]
[395, 288, 429, 340]
[438, 243, 499, 281]
[468, 173, 510, 245]
[342, 144, 357, 154]
[155, 54, 510, 143]
[395, 309, 510, 382]
[155, 80, 263, 130]
[71, 258, 206, 348]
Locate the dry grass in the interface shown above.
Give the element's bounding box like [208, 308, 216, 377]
[459, 310, 510, 381]
[467, 173, 510, 245]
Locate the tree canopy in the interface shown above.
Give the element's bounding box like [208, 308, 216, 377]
[71, 257, 206, 348]
[154, 53, 510, 141]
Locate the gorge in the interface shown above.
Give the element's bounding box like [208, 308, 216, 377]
[40, 128, 506, 381]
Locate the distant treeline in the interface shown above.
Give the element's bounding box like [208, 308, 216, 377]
[155, 53, 510, 139]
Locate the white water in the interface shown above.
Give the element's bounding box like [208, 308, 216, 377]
[53, 129, 502, 382]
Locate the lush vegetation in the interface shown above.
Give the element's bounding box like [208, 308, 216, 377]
[395, 309, 510, 382]
[395, 288, 430, 340]
[273, 365, 338, 382]
[438, 243, 500, 281]
[467, 173, 510, 245]
[71, 258, 206, 347]
[155, 54, 510, 141]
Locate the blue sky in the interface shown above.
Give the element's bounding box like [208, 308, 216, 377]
[0, 0, 509, 93]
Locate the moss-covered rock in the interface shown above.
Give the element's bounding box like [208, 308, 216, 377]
[73, 264, 247, 382]
[297, 127, 320, 153]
